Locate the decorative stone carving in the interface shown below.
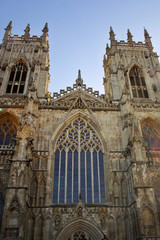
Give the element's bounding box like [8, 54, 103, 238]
[20, 111, 37, 130]
[55, 215, 61, 229]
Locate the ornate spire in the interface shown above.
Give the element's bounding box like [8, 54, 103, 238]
[42, 23, 49, 43]
[109, 26, 116, 46]
[144, 28, 153, 50]
[42, 23, 49, 35]
[127, 29, 133, 44]
[3, 21, 12, 42]
[24, 24, 30, 39]
[76, 69, 83, 87]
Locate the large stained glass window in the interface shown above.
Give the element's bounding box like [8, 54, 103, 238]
[53, 118, 106, 204]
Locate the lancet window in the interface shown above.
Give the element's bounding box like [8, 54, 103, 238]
[129, 66, 149, 98]
[0, 118, 17, 146]
[6, 61, 27, 94]
[53, 117, 106, 204]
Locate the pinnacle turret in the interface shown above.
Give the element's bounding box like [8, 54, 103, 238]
[3, 21, 12, 42]
[76, 70, 83, 87]
[109, 27, 115, 41]
[109, 26, 116, 46]
[144, 28, 153, 50]
[127, 29, 133, 44]
[41, 23, 49, 44]
[24, 24, 30, 39]
[42, 23, 49, 35]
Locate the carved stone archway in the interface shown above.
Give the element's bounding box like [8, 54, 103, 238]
[56, 218, 104, 240]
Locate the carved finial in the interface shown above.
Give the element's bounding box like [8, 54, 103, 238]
[42, 23, 49, 34]
[127, 29, 133, 44]
[78, 69, 81, 79]
[144, 28, 153, 50]
[3, 21, 12, 42]
[24, 24, 30, 39]
[76, 70, 83, 87]
[109, 27, 115, 40]
[109, 26, 116, 46]
[42, 23, 49, 43]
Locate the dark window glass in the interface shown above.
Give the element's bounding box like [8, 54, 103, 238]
[21, 71, 27, 82]
[144, 89, 149, 98]
[6, 85, 11, 93]
[13, 85, 18, 93]
[5, 135, 10, 145]
[141, 77, 146, 86]
[67, 151, 72, 203]
[73, 150, 78, 203]
[136, 76, 140, 86]
[93, 151, 99, 203]
[19, 85, 24, 94]
[130, 76, 135, 86]
[6, 61, 27, 94]
[130, 66, 149, 99]
[138, 89, 143, 98]
[0, 135, 4, 145]
[132, 88, 137, 98]
[59, 150, 66, 203]
[80, 151, 85, 203]
[8, 71, 15, 82]
[99, 151, 105, 203]
[87, 151, 92, 203]
[15, 71, 21, 82]
[53, 150, 59, 203]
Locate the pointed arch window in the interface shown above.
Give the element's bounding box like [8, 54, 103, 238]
[53, 117, 106, 204]
[0, 118, 17, 146]
[6, 61, 27, 94]
[129, 66, 149, 98]
[142, 122, 160, 223]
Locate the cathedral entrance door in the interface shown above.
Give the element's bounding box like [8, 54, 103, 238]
[56, 219, 104, 240]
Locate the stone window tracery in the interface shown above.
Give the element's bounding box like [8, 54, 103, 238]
[6, 61, 27, 94]
[53, 117, 106, 204]
[68, 231, 91, 240]
[129, 66, 149, 98]
[0, 119, 17, 146]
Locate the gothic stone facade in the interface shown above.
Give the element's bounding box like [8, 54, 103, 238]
[0, 22, 159, 240]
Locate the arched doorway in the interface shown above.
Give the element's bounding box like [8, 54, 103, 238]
[56, 218, 104, 240]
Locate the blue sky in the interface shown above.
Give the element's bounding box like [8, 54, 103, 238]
[0, 0, 160, 94]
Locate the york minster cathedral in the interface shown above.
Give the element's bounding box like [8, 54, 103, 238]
[0, 21, 160, 240]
